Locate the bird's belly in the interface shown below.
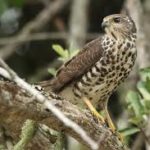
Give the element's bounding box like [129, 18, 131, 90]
[59, 75, 117, 108]
[76, 71, 119, 107]
[59, 67, 124, 108]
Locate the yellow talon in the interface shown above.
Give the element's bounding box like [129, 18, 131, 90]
[104, 106, 116, 132]
[104, 106, 124, 142]
[83, 97, 124, 142]
[83, 97, 105, 123]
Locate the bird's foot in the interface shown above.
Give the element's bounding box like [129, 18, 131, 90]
[116, 132, 124, 142]
[82, 97, 124, 142]
[104, 109, 124, 142]
[83, 97, 105, 124]
[107, 124, 124, 142]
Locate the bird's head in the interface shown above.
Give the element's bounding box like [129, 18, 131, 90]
[102, 14, 136, 40]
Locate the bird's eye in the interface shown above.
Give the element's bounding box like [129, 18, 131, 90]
[113, 17, 121, 23]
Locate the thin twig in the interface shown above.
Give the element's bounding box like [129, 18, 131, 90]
[131, 133, 144, 150]
[0, 32, 101, 46]
[138, 127, 150, 145]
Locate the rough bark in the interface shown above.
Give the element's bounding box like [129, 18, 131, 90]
[0, 81, 126, 150]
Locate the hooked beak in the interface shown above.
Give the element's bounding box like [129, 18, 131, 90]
[101, 21, 109, 30]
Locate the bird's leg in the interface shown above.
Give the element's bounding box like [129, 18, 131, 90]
[82, 97, 105, 123]
[83, 97, 123, 141]
[104, 105, 123, 141]
[104, 105, 116, 132]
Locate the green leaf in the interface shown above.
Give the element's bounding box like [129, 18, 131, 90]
[69, 49, 79, 57]
[145, 77, 150, 92]
[52, 44, 69, 59]
[137, 81, 150, 100]
[48, 68, 56, 76]
[119, 127, 140, 137]
[126, 91, 144, 118]
[129, 117, 143, 125]
[58, 56, 68, 62]
[143, 100, 150, 114]
[140, 67, 150, 81]
[140, 67, 150, 74]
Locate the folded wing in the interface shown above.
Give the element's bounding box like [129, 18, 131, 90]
[39, 37, 104, 92]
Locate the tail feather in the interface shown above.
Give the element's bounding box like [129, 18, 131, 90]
[38, 80, 53, 92]
[38, 78, 63, 92]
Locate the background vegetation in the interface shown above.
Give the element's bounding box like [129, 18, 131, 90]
[0, 0, 150, 149]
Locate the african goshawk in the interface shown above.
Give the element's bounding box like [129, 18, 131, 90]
[39, 14, 137, 131]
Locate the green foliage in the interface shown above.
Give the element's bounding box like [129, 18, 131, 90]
[52, 44, 79, 61]
[14, 120, 37, 150]
[7, 0, 25, 7]
[120, 126, 140, 137]
[48, 44, 79, 76]
[124, 68, 150, 138]
[0, 0, 24, 16]
[0, 0, 24, 14]
[0, 0, 8, 15]
[52, 44, 69, 61]
[126, 91, 145, 125]
[48, 68, 57, 76]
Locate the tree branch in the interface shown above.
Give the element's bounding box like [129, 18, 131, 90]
[0, 81, 126, 150]
[0, 32, 101, 46]
[0, 60, 126, 150]
[0, 58, 98, 149]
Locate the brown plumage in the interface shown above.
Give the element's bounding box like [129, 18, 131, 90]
[39, 14, 137, 109]
[40, 37, 103, 92]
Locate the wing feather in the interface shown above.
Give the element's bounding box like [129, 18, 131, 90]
[39, 37, 104, 92]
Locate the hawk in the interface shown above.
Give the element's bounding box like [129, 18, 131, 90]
[39, 14, 137, 131]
